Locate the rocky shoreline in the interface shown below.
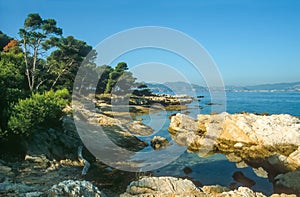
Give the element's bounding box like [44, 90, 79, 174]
[0, 93, 299, 196]
[169, 112, 300, 195]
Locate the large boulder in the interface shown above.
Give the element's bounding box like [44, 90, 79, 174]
[169, 113, 300, 172]
[170, 113, 300, 147]
[120, 176, 204, 197]
[47, 180, 105, 197]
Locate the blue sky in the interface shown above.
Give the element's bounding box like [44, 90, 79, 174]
[0, 0, 299, 86]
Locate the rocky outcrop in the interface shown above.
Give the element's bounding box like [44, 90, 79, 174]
[121, 176, 290, 197]
[170, 113, 300, 147]
[150, 136, 171, 150]
[20, 116, 90, 162]
[169, 113, 300, 171]
[73, 106, 150, 156]
[169, 113, 300, 195]
[95, 94, 193, 107]
[48, 180, 105, 197]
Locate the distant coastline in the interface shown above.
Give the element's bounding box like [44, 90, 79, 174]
[146, 81, 300, 94]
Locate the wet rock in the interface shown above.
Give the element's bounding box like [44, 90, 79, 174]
[274, 170, 300, 195]
[47, 180, 105, 197]
[183, 166, 193, 174]
[150, 136, 170, 150]
[232, 171, 256, 188]
[268, 154, 291, 173]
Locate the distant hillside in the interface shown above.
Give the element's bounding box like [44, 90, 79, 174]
[226, 81, 300, 92]
[146, 82, 207, 94]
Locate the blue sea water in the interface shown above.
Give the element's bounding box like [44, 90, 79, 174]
[217, 92, 299, 117]
[136, 92, 300, 195]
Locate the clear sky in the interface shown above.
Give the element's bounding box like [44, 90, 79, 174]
[0, 0, 299, 86]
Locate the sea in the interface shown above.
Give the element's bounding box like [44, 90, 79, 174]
[136, 92, 300, 196]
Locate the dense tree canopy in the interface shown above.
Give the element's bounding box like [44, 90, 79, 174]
[0, 13, 151, 142]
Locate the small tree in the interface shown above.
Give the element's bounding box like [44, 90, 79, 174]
[105, 62, 128, 94]
[95, 65, 113, 94]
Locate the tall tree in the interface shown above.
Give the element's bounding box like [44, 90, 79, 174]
[19, 13, 62, 91]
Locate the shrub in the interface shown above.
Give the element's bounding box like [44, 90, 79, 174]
[8, 89, 69, 136]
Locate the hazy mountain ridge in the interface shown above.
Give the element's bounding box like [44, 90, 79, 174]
[146, 81, 300, 94]
[226, 81, 300, 92]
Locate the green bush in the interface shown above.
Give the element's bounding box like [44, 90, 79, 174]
[8, 89, 69, 136]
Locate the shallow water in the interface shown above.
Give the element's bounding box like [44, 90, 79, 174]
[134, 92, 300, 195]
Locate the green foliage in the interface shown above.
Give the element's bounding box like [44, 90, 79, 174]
[115, 62, 128, 72]
[45, 36, 95, 92]
[104, 63, 128, 93]
[133, 83, 153, 96]
[95, 65, 113, 94]
[0, 13, 153, 143]
[112, 72, 136, 95]
[97, 62, 152, 95]
[0, 52, 27, 133]
[7, 89, 69, 137]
